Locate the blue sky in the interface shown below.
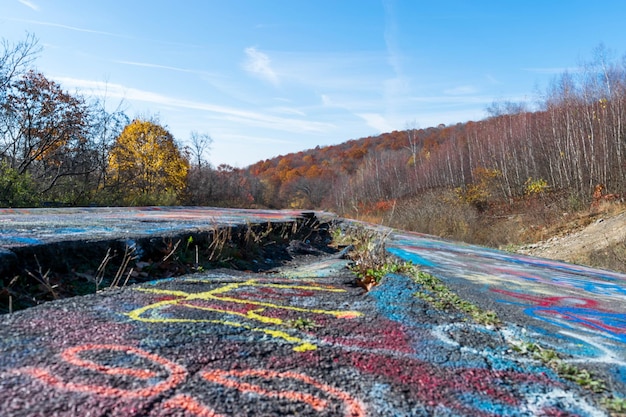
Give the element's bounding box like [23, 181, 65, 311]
[3, 1, 626, 167]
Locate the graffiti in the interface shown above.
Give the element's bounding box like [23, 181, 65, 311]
[200, 369, 366, 416]
[126, 278, 362, 352]
[0, 206, 309, 247]
[121, 273, 606, 415]
[163, 395, 222, 417]
[492, 289, 626, 343]
[0, 270, 611, 416]
[18, 344, 365, 417]
[387, 230, 626, 386]
[388, 232, 626, 287]
[19, 344, 186, 398]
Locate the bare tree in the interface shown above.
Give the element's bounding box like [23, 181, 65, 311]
[0, 33, 40, 92]
[88, 94, 129, 194]
[189, 131, 213, 168]
[0, 34, 40, 150]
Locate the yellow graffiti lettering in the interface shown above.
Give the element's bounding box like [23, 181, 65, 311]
[126, 279, 361, 352]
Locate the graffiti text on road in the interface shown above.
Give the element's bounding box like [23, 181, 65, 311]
[18, 344, 366, 417]
[126, 279, 362, 352]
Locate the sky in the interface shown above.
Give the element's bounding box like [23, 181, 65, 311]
[3, 1, 626, 167]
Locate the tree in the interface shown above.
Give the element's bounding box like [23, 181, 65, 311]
[0, 33, 40, 93]
[107, 119, 189, 205]
[0, 34, 40, 161]
[1, 70, 93, 200]
[189, 131, 212, 168]
[86, 88, 130, 201]
[0, 160, 38, 207]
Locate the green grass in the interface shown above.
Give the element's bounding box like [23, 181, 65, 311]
[287, 317, 318, 331]
[602, 396, 626, 414]
[411, 270, 501, 326]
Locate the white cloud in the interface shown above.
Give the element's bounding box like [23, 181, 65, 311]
[269, 106, 306, 116]
[356, 113, 393, 132]
[321, 94, 333, 106]
[115, 60, 208, 75]
[243, 47, 279, 86]
[8, 18, 125, 37]
[52, 77, 331, 133]
[18, 0, 39, 11]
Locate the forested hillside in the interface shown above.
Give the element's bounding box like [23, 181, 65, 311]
[246, 46, 626, 247]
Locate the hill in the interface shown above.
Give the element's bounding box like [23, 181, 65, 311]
[517, 205, 626, 273]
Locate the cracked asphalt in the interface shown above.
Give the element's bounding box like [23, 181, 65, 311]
[0, 208, 624, 416]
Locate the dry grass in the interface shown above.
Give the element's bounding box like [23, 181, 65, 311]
[389, 190, 478, 241]
[381, 188, 626, 273]
[332, 223, 396, 291]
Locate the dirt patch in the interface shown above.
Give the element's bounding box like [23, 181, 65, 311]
[517, 209, 626, 273]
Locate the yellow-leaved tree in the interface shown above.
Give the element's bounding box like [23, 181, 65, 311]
[107, 119, 189, 206]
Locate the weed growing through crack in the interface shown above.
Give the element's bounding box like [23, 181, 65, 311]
[335, 223, 501, 327]
[94, 248, 114, 291]
[25, 255, 58, 300]
[509, 338, 618, 413]
[4, 276, 19, 313]
[287, 317, 318, 331]
[207, 226, 233, 264]
[411, 270, 501, 326]
[109, 244, 138, 288]
[332, 224, 407, 290]
[511, 340, 607, 392]
[511, 341, 560, 365]
[557, 363, 607, 393]
[602, 396, 626, 414]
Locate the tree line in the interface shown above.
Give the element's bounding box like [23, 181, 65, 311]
[249, 45, 626, 221]
[0, 35, 255, 208]
[3, 34, 626, 222]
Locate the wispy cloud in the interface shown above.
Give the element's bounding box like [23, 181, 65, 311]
[269, 106, 306, 116]
[242, 47, 279, 86]
[356, 113, 393, 132]
[254, 50, 387, 94]
[383, 0, 402, 76]
[407, 94, 495, 105]
[53, 77, 331, 133]
[382, 0, 411, 122]
[7, 17, 127, 38]
[115, 60, 215, 77]
[18, 0, 39, 11]
[214, 132, 293, 146]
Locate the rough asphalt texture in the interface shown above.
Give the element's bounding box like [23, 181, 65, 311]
[0, 208, 624, 416]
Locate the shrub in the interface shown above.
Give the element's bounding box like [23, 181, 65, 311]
[0, 161, 39, 207]
[390, 190, 478, 242]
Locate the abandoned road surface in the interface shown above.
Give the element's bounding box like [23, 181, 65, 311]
[0, 208, 624, 416]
